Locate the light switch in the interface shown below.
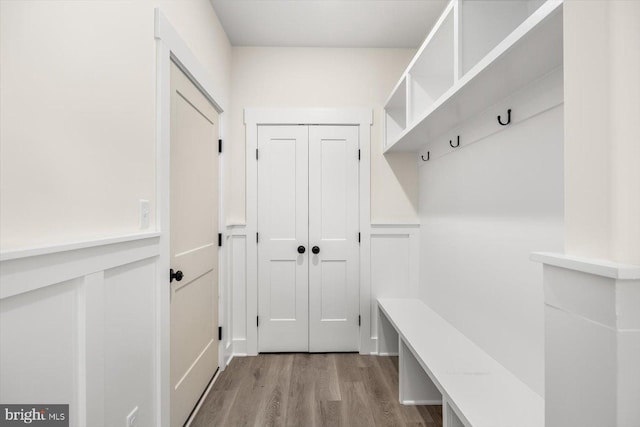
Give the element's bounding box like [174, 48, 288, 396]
[139, 200, 150, 229]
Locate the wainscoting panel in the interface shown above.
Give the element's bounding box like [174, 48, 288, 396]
[0, 234, 160, 427]
[369, 225, 419, 353]
[226, 226, 247, 356]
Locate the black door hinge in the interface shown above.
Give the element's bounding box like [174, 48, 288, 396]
[358, 315, 361, 326]
[256, 232, 259, 243]
[256, 148, 259, 160]
[358, 232, 361, 244]
[218, 326, 222, 341]
[257, 316, 259, 327]
[218, 233, 222, 247]
[218, 139, 223, 153]
[358, 149, 361, 160]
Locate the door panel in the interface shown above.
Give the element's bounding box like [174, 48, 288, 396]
[258, 126, 309, 352]
[309, 126, 359, 352]
[170, 61, 219, 427]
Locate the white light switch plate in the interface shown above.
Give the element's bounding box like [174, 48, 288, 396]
[139, 199, 150, 229]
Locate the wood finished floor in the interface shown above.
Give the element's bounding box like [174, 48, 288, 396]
[190, 353, 443, 427]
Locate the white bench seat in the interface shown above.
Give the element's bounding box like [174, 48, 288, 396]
[377, 298, 543, 427]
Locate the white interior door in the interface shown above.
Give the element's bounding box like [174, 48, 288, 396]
[257, 124, 359, 353]
[257, 125, 309, 352]
[308, 126, 360, 351]
[169, 61, 219, 427]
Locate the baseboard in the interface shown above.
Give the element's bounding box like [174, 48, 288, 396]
[377, 352, 400, 357]
[232, 338, 247, 356]
[184, 367, 222, 427]
[401, 399, 443, 406]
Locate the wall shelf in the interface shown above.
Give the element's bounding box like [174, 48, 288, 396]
[384, 76, 407, 148]
[384, 0, 563, 153]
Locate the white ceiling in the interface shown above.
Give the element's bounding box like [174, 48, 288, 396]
[210, 0, 449, 48]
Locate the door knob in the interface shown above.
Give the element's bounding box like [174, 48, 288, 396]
[297, 245, 306, 254]
[170, 268, 184, 283]
[312, 246, 320, 254]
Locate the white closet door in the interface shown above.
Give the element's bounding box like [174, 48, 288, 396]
[257, 126, 309, 352]
[308, 126, 360, 352]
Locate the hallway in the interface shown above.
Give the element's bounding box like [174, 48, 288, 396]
[191, 354, 442, 426]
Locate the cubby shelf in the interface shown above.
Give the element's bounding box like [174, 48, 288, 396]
[384, 0, 563, 153]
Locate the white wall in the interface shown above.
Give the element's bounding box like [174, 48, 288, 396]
[539, 3, 640, 425]
[419, 69, 564, 396]
[0, 1, 231, 425]
[227, 47, 419, 225]
[563, 0, 640, 265]
[0, 0, 231, 251]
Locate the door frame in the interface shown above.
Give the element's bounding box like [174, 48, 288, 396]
[245, 108, 373, 356]
[155, 9, 226, 427]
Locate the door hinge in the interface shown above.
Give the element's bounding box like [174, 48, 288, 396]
[256, 232, 259, 243]
[218, 233, 222, 247]
[218, 326, 222, 341]
[358, 315, 361, 327]
[257, 316, 259, 327]
[218, 139, 223, 153]
[358, 149, 361, 161]
[358, 232, 361, 244]
[256, 148, 259, 160]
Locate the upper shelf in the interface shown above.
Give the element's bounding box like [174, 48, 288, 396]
[384, 0, 563, 153]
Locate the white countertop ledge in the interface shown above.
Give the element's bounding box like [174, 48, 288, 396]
[530, 252, 640, 280]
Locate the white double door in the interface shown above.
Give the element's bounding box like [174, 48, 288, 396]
[258, 125, 360, 352]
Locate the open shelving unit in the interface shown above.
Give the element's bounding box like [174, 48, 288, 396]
[384, 76, 407, 149]
[384, 0, 563, 153]
[407, 4, 455, 125]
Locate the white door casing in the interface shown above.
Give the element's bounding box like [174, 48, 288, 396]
[257, 126, 310, 352]
[169, 61, 219, 427]
[257, 124, 359, 352]
[308, 126, 360, 352]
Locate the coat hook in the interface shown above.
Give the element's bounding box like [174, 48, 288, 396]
[421, 152, 430, 161]
[497, 109, 512, 126]
[449, 135, 460, 148]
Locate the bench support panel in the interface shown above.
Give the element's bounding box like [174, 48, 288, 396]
[377, 307, 399, 355]
[443, 396, 467, 427]
[399, 338, 442, 405]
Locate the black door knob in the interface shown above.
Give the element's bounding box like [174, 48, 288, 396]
[170, 268, 184, 283]
[297, 245, 306, 254]
[312, 246, 320, 254]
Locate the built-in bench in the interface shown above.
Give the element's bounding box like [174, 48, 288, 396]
[377, 298, 543, 427]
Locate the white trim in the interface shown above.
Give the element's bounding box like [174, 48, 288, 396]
[531, 252, 640, 280]
[244, 108, 372, 127]
[154, 9, 226, 426]
[370, 223, 420, 229]
[184, 367, 222, 427]
[232, 338, 248, 356]
[0, 231, 160, 262]
[154, 10, 224, 113]
[401, 400, 443, 406]
[244, 108, 372, 355]
[0, 235, 160, 300]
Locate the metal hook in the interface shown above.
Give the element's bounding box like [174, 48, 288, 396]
[497, 109, 511, 126]
[449, 136, 460, 148]
[421, 152, 430, 161]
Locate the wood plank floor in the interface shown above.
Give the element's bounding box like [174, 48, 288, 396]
[190, 354, 443, 427]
